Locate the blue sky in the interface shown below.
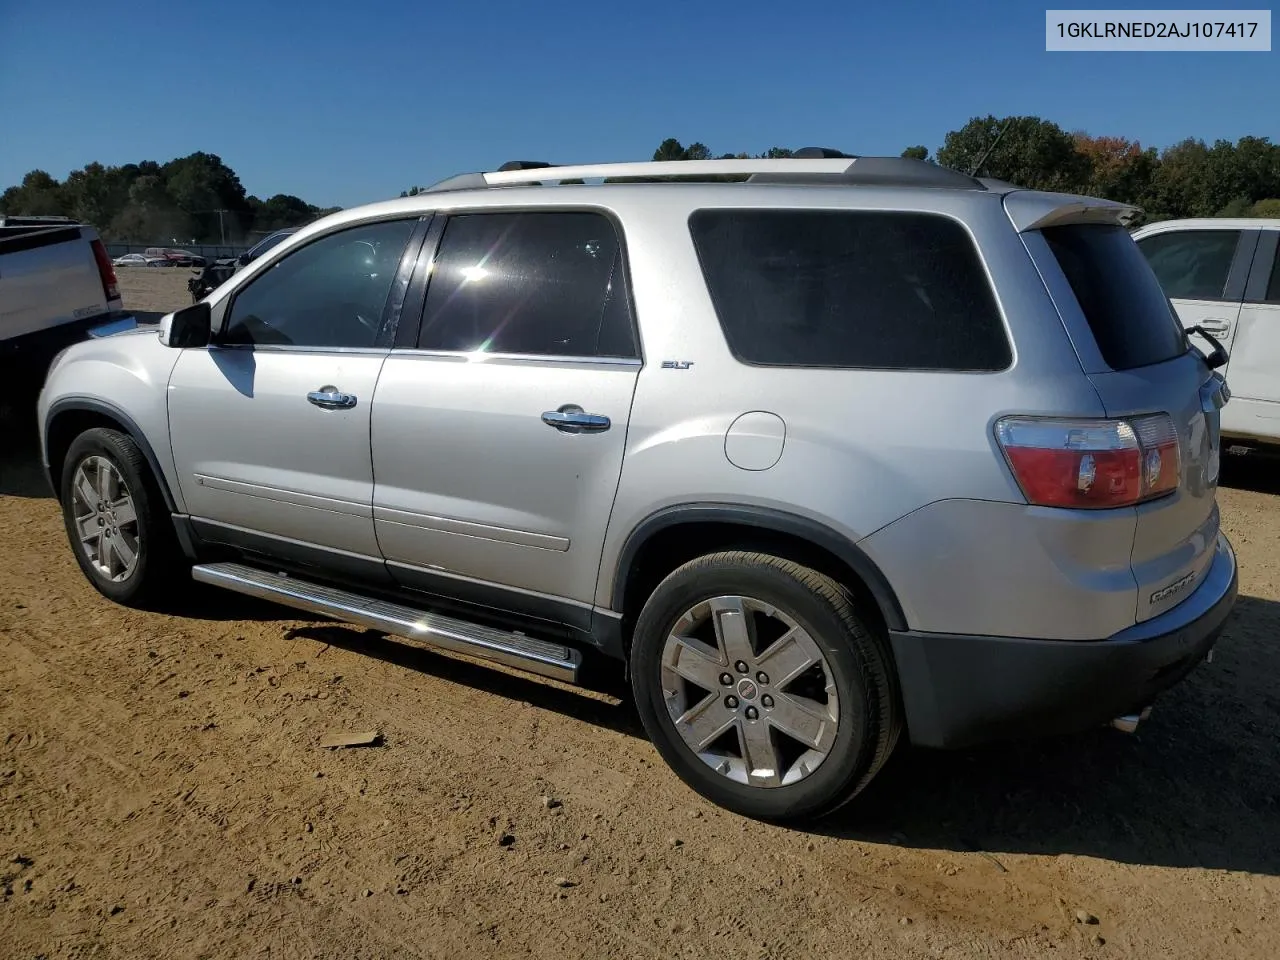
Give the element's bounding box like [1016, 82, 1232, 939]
[1, 0, 1275, 208]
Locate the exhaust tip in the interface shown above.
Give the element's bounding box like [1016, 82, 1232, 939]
[1110, 705, 1153, 734]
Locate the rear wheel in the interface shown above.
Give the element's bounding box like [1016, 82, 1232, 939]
[629, 551, 901, 821]
[59, 427, 183, 607]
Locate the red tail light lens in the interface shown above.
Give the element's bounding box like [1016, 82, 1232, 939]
[995, 415, 1181, 509]
[90, 239, 120, 302]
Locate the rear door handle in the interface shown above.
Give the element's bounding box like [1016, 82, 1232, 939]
[307, 386, 357, 409]
[1197, 319, 1231, 337]
[541, 404, 610, 433]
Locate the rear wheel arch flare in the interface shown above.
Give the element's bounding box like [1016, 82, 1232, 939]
[613, 504, 908, 638]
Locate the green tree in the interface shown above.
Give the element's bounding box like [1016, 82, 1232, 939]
[901, 145, 930, 161]
[161, 152, 251, 242]
[1200, 136, 1280, 216]
[937, 115, 1090, 192]
[61, 162, 134, 232]
[652, 138, 687, 162]
[252, 194, 318, 232]
[1143, 138, 1210, 220]
[1217, 197, 1255, 217]
[108, 175, 191, 242]
[0, 170, 68, 216]
[1251, 198, 1280, 217]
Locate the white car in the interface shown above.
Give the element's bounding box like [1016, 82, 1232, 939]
[112, 253, 172, 268]
[1134, 218, 1280, 453]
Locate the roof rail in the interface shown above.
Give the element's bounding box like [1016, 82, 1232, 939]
[747, 157, 985, 190]
[421, 155, 986, 193]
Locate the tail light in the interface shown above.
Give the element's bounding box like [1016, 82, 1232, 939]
[90, 239, 120, 302]
[995, 414, 1180, 509]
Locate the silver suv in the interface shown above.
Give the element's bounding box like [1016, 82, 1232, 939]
[36, 152, 1238, 821]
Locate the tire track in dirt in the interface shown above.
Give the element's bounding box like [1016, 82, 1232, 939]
[4, 471, 1280, 958]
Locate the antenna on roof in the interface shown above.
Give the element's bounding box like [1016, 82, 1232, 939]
[967, 119, 1014, 178]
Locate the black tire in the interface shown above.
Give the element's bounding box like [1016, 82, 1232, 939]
[629, 551, 901, 822]
[59, 427, 184, 608]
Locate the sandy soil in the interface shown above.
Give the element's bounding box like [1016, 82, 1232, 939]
[1, 276, 1278, 958]
[114, 267, 200, 318]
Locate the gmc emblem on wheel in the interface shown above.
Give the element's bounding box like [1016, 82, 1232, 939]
[1151, 570, 1196, 605]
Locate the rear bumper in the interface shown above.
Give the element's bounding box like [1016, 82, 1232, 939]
[889, 532, 1238, 749]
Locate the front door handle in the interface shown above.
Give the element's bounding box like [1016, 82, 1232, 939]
[541, 404, 610, 433]
[307, 386, 357, 409]
[1196, 319, 1231, 337]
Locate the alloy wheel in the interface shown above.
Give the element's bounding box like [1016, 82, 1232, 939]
[70, 456, 141, 582]
[660, 596, 839, 788]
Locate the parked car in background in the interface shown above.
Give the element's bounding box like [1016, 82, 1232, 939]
[141, 247, 207, 268]
[1134, 218, 1280, 454]
[1, 215, 133, 359]
[37, 154, 1237, 821]
[113, 253, 174, 268]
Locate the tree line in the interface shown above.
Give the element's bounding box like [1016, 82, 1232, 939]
[0, 152, 340, 245]
[647, 116, 1280, 222]
[6, 115, 1280, 243]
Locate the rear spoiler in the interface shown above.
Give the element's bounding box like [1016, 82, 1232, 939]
[1003, 190, 1140, 233]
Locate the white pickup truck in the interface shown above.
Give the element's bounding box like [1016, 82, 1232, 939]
[0, 216, 133, 360]
[1134, 217, 1280, 454]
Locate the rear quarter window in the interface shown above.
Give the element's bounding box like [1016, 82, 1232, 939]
[688, 209, 1011, 371]
[1041, 223, 1188, 371]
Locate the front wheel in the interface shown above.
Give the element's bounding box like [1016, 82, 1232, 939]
[59, 427, 183, 608]
[629, 552, 901, 822]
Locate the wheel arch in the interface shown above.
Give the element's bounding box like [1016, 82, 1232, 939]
[611, 504, 908, 641]
[44, 398, 178, 513]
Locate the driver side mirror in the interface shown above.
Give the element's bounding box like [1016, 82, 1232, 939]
[160, 301, 212, 348]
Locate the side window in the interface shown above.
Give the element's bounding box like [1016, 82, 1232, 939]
[417, 211, 636, 358]
[688, 209, 1010, 371]
[222, 218, 416, 348]
[1135, 230, 1240, 301]
[246, 230, 291, 262]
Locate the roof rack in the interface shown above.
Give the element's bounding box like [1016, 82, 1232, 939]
[421, 150, 986, 193]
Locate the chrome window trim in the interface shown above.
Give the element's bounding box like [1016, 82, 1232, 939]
[390, 348, 642, 367]
[208, 343, 390, 357]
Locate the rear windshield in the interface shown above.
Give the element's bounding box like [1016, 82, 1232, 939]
[1041, 223, 1187, 371]
[688, 209, 1011, 371]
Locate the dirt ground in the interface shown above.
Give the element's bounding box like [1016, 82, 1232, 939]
[1, 272, 1278, 959]
[111, 266, 201, 318]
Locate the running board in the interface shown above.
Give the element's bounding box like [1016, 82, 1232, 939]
[191, 562, 581, 684]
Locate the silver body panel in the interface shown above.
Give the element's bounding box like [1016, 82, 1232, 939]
[370, 351, 639, 605]
[37, 175, 1226, 647]
[167, 346, 388, 558]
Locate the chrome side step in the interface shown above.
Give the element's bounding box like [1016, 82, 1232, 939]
[1110, 705, 1153, 734]
[191, 562, 581, 684]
